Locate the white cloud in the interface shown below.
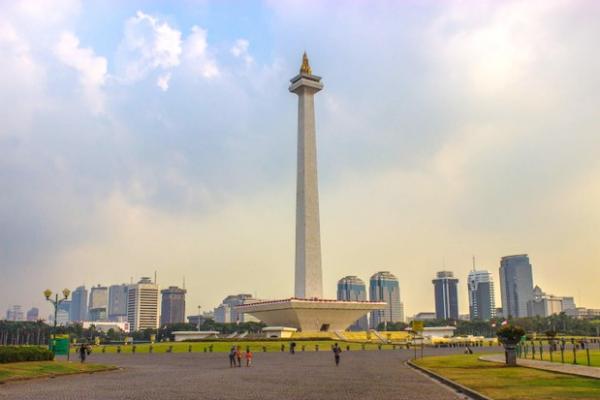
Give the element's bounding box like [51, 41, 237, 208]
[0, 20, 46, 137]
[120, 11, 182, 82]
[183, 26, 219, 78]
[55, 31, 107, 113]
[230, 38, 253, 66]
[157, 72, 171, 91]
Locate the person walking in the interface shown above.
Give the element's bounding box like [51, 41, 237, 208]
[229, 346, 236, 368]
[245, 348, 253, 367]
[235, 346, 242, 367]
[332, 343, 342, 366]
[78, 343, 87, 363]
[290, 342, 296, 354]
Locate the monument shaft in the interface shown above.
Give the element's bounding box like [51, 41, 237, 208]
[290, 54, 323, 299]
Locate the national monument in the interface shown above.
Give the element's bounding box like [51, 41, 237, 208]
[238, 54, 385, 332]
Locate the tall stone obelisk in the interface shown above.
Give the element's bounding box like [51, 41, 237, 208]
[289, 52, 324, 299]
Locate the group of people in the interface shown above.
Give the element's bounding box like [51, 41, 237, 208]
[228, 343, 343, 368]
[229, 346, 253, 367]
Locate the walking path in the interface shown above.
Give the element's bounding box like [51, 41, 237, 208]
[0, 350, 474, 400]
[480, 354, 600, 379]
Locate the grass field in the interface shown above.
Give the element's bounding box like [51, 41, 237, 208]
[413, 354, 600, 400]
[72, 340, 402, 354]
[0, 361, 115, 383]
[524, 348, 600, 367]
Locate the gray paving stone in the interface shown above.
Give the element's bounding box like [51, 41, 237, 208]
[0, 347, 494, 399]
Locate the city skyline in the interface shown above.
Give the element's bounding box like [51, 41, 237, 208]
[1, 1, 600, 319]
[2, 252, 597, 322]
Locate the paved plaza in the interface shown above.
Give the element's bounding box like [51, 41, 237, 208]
[0, 347, 498, 400]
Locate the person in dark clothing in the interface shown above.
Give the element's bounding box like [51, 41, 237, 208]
[290, 342, 296, 354]
[79, 344, 87, 363]
[332, 343, 342, 366]
[229, 346, 236, 368]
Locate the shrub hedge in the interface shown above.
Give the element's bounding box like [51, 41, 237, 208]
[0, 346, 55, 363]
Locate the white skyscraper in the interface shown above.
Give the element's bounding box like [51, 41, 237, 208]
[468, 270, 496, 321]
[127, 277, 159, 331]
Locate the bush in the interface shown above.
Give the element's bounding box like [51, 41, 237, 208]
[496, 325, 525, 345]
[0, 346, 55, 363]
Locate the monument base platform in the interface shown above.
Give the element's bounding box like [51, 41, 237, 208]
[236, 298, 385, 332]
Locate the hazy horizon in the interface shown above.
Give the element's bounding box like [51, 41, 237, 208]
[1, 0, 599, 320]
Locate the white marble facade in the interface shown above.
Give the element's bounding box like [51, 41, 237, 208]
[289, 56, 324, 300]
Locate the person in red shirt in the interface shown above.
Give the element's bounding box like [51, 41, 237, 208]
[235, 346, 242, 367]
[245, 348, 253, 367]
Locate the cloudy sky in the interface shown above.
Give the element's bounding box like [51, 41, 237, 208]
[1, 0, 599, 319]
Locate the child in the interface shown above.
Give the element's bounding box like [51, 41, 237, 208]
[245, 349, 253, 367]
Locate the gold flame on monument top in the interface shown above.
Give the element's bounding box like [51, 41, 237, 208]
[300, 51, 312, 75]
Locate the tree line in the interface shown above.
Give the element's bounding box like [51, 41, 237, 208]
[377, 313, 600, 337]
[2, 313, 598, 345]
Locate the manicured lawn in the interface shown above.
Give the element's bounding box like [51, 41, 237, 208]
[74, 340, 400, 354]
[0, 361, 115, 383]
[413, 354, 600, 400]
[526, 348, 600, 367]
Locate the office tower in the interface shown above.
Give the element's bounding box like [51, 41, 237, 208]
[337, 276, 368, 331]
[88, 285, 108, 321]
[214, 294, 258, 323]
[26, 307, 39, 321]
[467, 270, 496, 321]
[499, 254, 534, 318]
[127, 277, 159, 331]
[562, 297, 576, 311]
[108, 284, 129, 321]
[56, 300, 71, 324]
[56, 302, 70, 326]
[70, 286, 88, 322]
[6, 305, 24, 321]
[369, 271, 402, 328]
[160, 286, 186, 325]
[433, 271, 459, 320]
[214, 304, 231, 323]
[527, 286, 564, 317]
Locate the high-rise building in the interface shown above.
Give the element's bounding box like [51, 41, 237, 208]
[433, 271, 459, 320]
[214, 304, 231, 323]
[337, 276, 368, 331]
[56, 308, 70, 325]
[499, 254, 534, 318]
[527, 286, 564, 317]
[369, 271, 403, 328]
[26, 307, 39, 321]
[562, 297, 576, 311]
[127, 277, 159, 331]
[56, 300, 71, 324]
[6, 305, 24, 321]
[160, 286, 186, 325]
[214, 294, 259, 323]
[70, 286, 88, 322]
[467, 270, 496, 321]
[88, 285, 108, 321]
[108, 284, 129, 321]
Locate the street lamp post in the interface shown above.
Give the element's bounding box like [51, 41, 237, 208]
[44, 288, 71, 351]
[196, 306, 202, 330]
